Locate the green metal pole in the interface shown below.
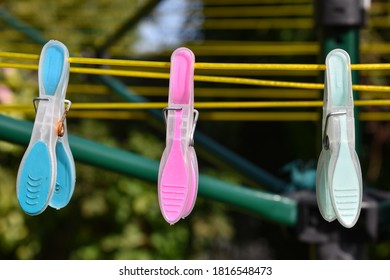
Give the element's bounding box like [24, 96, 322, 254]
[0, 8, 47, 45]
[0, 114, 297, 225]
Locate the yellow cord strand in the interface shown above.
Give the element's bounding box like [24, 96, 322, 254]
[202, 5, 312, 18]
[62, 85, 390, 99]
[195, 63, 326, 71]
[4, 62, 390, 92]
[0, 51, 39, 60]
[202, 18, 313, 30]
[13, 82, 390, 99]
[194, 75, 324, 89]
[202, 0, 312, 5]
[3, 52, 390, 92]
[0, 62, 38, 70]
[4, 51, 390, 71]
[7, 110, 390, 122]
[68, 57, 170, 68]
[70, 66, 170, 79]
[200, 112, 319, 121]
[2, 100, 390, 112]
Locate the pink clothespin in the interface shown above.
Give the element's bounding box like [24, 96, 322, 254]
[158, 47, 199, 225]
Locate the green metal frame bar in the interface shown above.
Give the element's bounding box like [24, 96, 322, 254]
[0, 114, 297, 225]
[0, 8, 47, 45]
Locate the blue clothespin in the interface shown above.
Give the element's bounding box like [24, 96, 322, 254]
[316, 49, 362, 228]
[16, 40, 76, 215]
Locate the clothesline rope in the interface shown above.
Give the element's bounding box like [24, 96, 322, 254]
[0, 100, 390, 111]
[2, 110, 390, 122]
[2, 52, 390, 94]
[4, 51, 390, 71]
[7, 82, 390, 99]
[2, 62, 390, 92]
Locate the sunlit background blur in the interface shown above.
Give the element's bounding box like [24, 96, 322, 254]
[1, 0, 390, 260]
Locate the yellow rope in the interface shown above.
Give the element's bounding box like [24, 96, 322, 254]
[200, 112, 390, 122]
[65, 111, 148, 120]
[0, 52, 39, 60]
[14, 81, 390, 99]
[8, 109, 390, 122]
[66, 85, 321, 98]
[4, 51, 390, 71]
[5, 40, 390, 57]
[0, 62, 38, 70]
[351, 64, 390, 70]
[64, 86, 390, 99]
[194, 75, 324, 89]
[195, 63, 325, 71]
[3, 62, 390, 92]
[353, 85, 390, 92]
[202, 5, 312, 18]
[186, 43, 319, 56]
[201, 112, 319, 121]
[4, 52, 390, 92]
[202, 0, 312, 5]
[202, 18, 313, 29]
[0, 60, 322, 73]
[201, 3, 386, 18]
[360, 112, 390, 121]
[2, 100, 390, 112]
[62, 85, 390, 99]
[68, 57, 170, 68]
[70, 66, 170, 79]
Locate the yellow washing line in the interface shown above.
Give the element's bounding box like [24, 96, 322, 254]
[76, 86, 322, 99]
[194, 16, 390, 30]
[61, 85, 390, 99]
[6, 110, 390, 122]
[69, 71, 390, 93]
[5, 51, 390, 71]
[3, 60, 390, 72]
[4, 52, 390, 92]
[3, 62, 390, 92]
[184, 43, 390, 56]
[202, 5, 313, 18]
[1, 99, 390, 112]
[200, 3, 389, 18]
[76, 87, 390, 100]
[12, 83, 390, 99]
[200, 112, 390, 122]
[203, 18, 312, 29]
[202, 0, 312, 5]
[18, 83, 321, 99]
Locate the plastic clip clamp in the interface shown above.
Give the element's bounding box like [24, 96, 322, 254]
[16, 40, 76, 215]
[158, 47, 199, 225]
[316, 49, 362, 228]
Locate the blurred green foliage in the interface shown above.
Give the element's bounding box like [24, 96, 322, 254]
[1, 0, 390, 260]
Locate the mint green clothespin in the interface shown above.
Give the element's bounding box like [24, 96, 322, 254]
[316, 49, 362, 228]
